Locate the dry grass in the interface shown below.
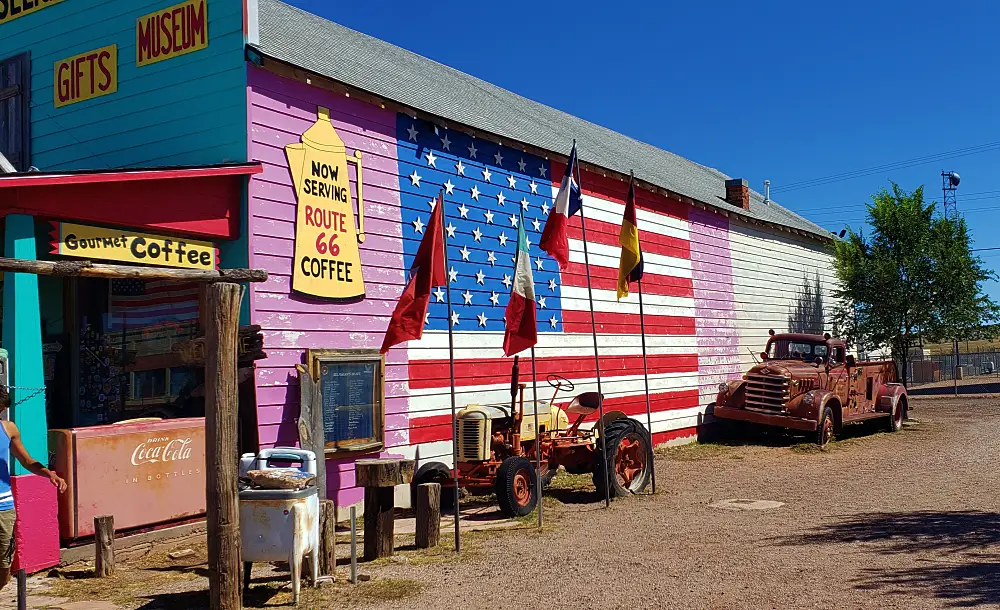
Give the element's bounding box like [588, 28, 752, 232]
[655, 441, 746, 461]
[246, 577, 427, 608]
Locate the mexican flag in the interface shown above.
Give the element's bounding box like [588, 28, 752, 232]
[503, 211, 538, 356]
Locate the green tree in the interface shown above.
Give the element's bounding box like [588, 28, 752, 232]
[831, 183, 998, 383]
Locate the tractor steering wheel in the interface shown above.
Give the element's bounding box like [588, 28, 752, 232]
[546, 374, 575, 393]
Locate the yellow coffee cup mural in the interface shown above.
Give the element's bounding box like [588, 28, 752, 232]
[286, 106, 367, 302]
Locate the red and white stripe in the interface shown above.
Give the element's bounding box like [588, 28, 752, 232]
[402, 189, 701, 465]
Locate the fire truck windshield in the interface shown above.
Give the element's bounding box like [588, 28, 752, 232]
[768, 340, 829, 362]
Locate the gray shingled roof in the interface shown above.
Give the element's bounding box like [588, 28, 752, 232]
[252, 0, 831, 241]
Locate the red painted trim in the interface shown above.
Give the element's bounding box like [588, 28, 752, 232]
[0, 163, 262, 189]
[651, 425, 697, 446]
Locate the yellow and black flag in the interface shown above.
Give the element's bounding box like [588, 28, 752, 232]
[617, 175, 643, 300]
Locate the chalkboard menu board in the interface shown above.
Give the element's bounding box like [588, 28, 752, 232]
[309, 350, 384, 453]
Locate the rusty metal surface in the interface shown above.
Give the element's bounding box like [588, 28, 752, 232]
[716, 336, 907, 436]
[49, 418, 206, 540]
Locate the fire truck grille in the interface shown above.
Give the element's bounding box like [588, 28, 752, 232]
[458, 419, 485, 460]
[745, 374, 789, 410]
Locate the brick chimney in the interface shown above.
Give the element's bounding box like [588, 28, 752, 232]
[725, 178, 750, 210]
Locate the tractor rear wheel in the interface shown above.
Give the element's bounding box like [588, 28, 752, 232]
[411, 461, 456, 512]
[495, 456, 538, 518]
[593, 418, 652, 498]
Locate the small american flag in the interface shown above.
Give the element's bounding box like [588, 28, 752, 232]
[107, 279, 200, 331]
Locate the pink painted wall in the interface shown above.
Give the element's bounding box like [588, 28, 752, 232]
[247, 67, 409, 508]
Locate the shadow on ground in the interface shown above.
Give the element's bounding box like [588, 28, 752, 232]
[908, 382, 1000, 396]
[773, 511, 1000, 607]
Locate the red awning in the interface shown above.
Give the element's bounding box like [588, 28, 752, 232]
[0, 162, 262, 240]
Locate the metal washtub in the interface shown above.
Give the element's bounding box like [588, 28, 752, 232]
[745, 374, 790, 411]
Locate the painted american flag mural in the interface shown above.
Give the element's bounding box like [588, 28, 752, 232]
[392, 117, 705, 458]
[247, 70, 744, 509]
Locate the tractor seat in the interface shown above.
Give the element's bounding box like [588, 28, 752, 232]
[565, 392, 603, 416]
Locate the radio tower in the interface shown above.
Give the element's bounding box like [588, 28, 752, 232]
[942, 170, 960, 219]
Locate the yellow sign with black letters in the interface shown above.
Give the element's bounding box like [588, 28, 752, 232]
[0, 0, 64, 26]
[285, 106, 367, 302]
[50, 222, 218, 270]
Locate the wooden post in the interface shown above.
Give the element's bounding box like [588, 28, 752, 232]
[205, 283, 244, 610]
[355, 458, 414, 561]
[319, 500, 336, 578]
[414, 483, 441, 549]
[94, 515, 115, 577]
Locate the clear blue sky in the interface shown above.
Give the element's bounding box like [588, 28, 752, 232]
[288, 0, 1000, 300]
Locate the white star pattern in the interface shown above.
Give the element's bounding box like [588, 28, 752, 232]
[487, 251, 497, 266]
[530, 181, 538, 194]
[407, 124, 418, 141]
[409, 171, 422, 187]
[468, 141, 478, 158]
[446, 223, 456, 238]
[541, 202, 550, 215]
[497, 191, 506, 206]
[525, 236, 532, 248]
[470, 185, 480, 200]
[548, 278, 558, 292]
[428, 198, 437, 209]
[482, 167, 492, 183]
[425, 151, 437, 167]
[509, 214, 518, 228]
[484, 209, 495, 224]
[538, 296, 547, 309]
[412, 217, 425, 234]
[518, 158, 527, 172]
[450, 310, 460, 326]
[472, 227, 482, 242]
[424, 312, 430, 326]
[539, 164, 548, 178]
[440, 134, 451, 151]
[490, 291, 500, 306]
[498, 232, 508, 247]
[434, 287, 445, 302]
[443, 179, 455, 195]
[549, 316, 558, 328]
[448, 267, 458, 283]
[458, 203, 469, 218]
[477, 312, 488, 327]
[520, 198, 530, 211]
[462, 290, 473, 305]
[535, 257, 544, 270]
[502, 274, 512, 289]
[475, 269, 486, 285]
[532, 218, 541, 231]
[456, 160, 466, 175]
[460, 245, 471, 261]
[507, 174, 517, 188]
[494, 150, 504, 166]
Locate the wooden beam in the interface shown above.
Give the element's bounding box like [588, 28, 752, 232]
[0, 257, 267, 283]
[94, 515, 115, 577]
[205, 283, 244, 610]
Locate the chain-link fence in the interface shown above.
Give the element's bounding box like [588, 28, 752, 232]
[907, 348, 1000, 396]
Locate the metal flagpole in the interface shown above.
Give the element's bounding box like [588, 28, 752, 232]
[573, 141, 611, 509]
[637, 278, 656, 494]
[439, 190, 461, 552]
[530, 346, 542, 529]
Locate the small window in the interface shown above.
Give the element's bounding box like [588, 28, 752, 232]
[866, 377, 874, 401]
[0, 52, 30, 171]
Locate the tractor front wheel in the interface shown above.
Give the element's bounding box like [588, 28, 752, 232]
[411, 461, 456, 512]
[495, 456, 538, 518]
[593, 418, 652, 498]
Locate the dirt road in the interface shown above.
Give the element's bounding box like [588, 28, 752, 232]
[14, 398, 998, 609]
[366, 398, 1000, 610]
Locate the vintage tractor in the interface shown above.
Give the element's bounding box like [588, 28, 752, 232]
[412, 357, 653, 518]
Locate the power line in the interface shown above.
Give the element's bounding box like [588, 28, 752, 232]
[788, 189, 1000, 215]
[770, 141, 1000, 194]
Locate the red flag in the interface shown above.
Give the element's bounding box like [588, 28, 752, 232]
[380, 194, 446, 353]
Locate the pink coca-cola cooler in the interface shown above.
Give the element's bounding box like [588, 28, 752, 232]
[49, 417, 207, 541]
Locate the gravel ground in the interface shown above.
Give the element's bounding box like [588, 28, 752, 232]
[12, 398, 998, 609]
[363, 398, 1000, 610]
